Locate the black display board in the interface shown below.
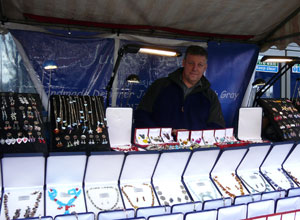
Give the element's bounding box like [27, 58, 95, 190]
[0, 92, 47, 154]
[258, 98, 300, 141]
[50, 95, 111, 152]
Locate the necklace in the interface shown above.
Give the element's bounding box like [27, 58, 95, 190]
[48, 188, 82, 214]
[213, 173, 245, 198]
[96, 96, 106, 128]
[121, 183, 155, 209]
[53, 97, 60, 134]
[3, 191, 42, 220]
[239, 172, 268, 193]
[86, 186, 120, 211]
[286, 170, 300, 185]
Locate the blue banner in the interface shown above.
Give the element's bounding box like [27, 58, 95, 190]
[207, 42, 259, 127]
[10, 30, 114, 100]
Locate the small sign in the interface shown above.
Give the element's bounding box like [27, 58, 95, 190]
[292, 64, 300, 73]
[256, 61, 279, 73]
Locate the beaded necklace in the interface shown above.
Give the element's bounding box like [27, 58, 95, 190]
[3, 191, 42, 220]
[48, 188, 82, 214]
[239, 172, 269, 193]
[213, 173, 245, 198]
[121, 183, 155, 209]
[86, 186, 120, 211]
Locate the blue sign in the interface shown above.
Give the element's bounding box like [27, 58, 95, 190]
[256, 64, 278, 73]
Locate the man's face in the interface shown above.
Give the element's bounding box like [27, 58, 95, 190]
[182, 54, 207, 88]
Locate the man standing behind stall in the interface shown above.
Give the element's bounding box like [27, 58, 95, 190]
[134, 45, 225, 131]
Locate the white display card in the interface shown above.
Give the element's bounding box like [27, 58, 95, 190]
[176, 130, 191, 147]
[238, 107, 263, 141]
[261, 143, 295, 190]
[217, 204, 247, 220]
[190, 130, 204, 146]
[54, 212, 94, 220]
[183, 149, 221, 202]
[120, 153, 160, 209]
[202, 198, 232, 210]
[225, 128, 237, 142]
[148, 213, 184, 220]
[185, 209, 217, 220]
[237, 144, 273, 193]
[0, 155, 45, 220]
[136, 206, 171, 219]
[214, 129, 226, 143]
[161, 128, 175, 143]
[288, 188, 300, 197]
[283, 143, 300, 187]
[276, 196, 300, 213]
[153, 151, 191, 206]
[247, 199, 275, 219]
[171, 201, 202, 213]
[234, 193, 261, 205]
[106, 107, 133, 147]
[261, 190, 286, 200]
[135, 128, 150, 146]
[46, 154, 87, 216]
[149, 128, 164, 144]
[202, 130, 215, 145]
[97, 209, 135, 220]
[85, 153, 125, 213]
[211, 148, 248, 198]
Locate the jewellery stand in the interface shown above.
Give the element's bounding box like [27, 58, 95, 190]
[210, 148, 249, 199]
[45, 153, 87, 216]
[84, 152, 125, 214]
[119, 152, 160, 210]
[54, 212, 95, 220]
[236, 143, 272, 194]
[283, 142, 300, 187]
[136, 206, 171, 219]
[0, 154, 45, 219]
[260, 142, 296, 191]
[0, 92, 47, 154]
[183, 148, 221, 202]
[152, 151, 192, 206]
[97, 209, 135, 220]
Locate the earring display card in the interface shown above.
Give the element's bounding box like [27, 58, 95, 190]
[85, 184, 123, 212]
[202, 130, 216, 146]
[177, 130, 191, 148]
[121, 182, 156, 209]
[154, 181, 191, 206]
[149, 128, 164, 144]
[0, 188, 44, 219]
[50, 95, 110, 152]
[261, 168, 297, 190]
[190, 130, 205, 146]
[135, 128, 150, 146]
[225, 128, 238, 143]
[238, 171, 272, 194]
[185, 176, 220, 202]
[0, 92, 47, 154]
[161, 128, 175, 143]
[257, 98, 300, 141]
[214, 129, 226, 143]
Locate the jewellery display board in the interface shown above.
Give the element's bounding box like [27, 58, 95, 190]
[237, 107, 263, 142]
[211, 148, 249, 199]
[84, 152, 125, 213]
[0, 92, 47, 154]
[119, 152, 159, 209]
[45, 153, 87, 216]
[260, 142, 296, 191]
[152, 151, 192, 206]
[50, 95, 110, 153]
[183, 149, 221, 202]
[97, 209, 135, 220]
[0, 154, 45, 220]
[257, 98, 300, 141]
[283, 143, 300, 187]
[236, 144, 273, 194]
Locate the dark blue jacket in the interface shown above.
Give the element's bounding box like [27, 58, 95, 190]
[134, 68, 225, 130]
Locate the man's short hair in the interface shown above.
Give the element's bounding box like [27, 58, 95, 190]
[184, 45, 208, 60]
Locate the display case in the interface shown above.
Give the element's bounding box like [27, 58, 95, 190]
[183, 148, 221, 202]
[45, 153, 87, 216]
[152, 151, 192, 206]
[260, 142, 296, 190]
[97, 209, 135, 220]
[282, 142, 300, 187]
[119, 152, 160, 209]
[49, 95, 110, 152]
[136, 206, 171, 219]
[84, 152, 125, 214]
[0, 92, 47, 154]
[0, 154, 45, 219]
